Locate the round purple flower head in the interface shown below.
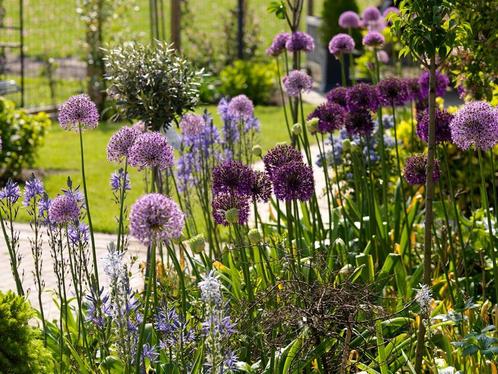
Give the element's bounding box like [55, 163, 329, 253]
[107, 126, 141, 163]
[272, 161, 314, 202]
[363, 6, 381, 22]
[377, 77, 409, 107]
[404, 78, 423, 102]
[266, 32, 290, 57]
[328, 33, 355, 56]
[345, 110, 374, 137]
[227, 95, 254, 121]
[404, 154, 440, 186]
[249, 170, 272, 202]
[383, 6, 399, 17]
[180, 114, 205, 138]
[307, 102, 346, 133]
[48, 194, 80, 225]
[346, 83, 380, 112]
[212, 160, 254, 195]
[58, 94, 99, 131]
[339, 11, 361, 29]
[326, 87, 348, 107]
[285, 31, 315, 53]
[128, 132, 174, 171]
[419, 70, 450, 99]
[363, 31, 384, 47]
[377, 50, 389, 64]
[283, 70, 313, 97]
[263, 144, 303, 178]
[450, 101, 498, 151]
[129, 193, 185, 244]
[212, 192, 249, 226]
[416, 109, 454, 144]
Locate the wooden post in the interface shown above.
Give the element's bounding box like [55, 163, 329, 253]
[171, 0, 181, 50]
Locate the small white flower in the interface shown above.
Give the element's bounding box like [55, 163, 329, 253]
[199, 271, 222, 306]
[415, 283, 432, 314]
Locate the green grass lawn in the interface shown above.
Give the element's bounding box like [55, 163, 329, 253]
[17, 103, 315, 233]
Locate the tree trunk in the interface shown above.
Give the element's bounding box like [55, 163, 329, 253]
[237, 0, 245, 59]
[171, 0, 181, 50]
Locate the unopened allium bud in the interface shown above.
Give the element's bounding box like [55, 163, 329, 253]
[248, 228, 262, 244]
[292, 123, 302, 135]
[187, 234, 205, 253]
[342, 139, 352, 152]
[306, 117, 319, 134]
[252, 145, 263, 157]
[225, 208, 240, 224]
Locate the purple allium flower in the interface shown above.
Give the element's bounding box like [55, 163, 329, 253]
[367, 18, 386, 32]
[326, 86, 348, 107]
[249, 170, 272, 202]
[363, 31, 385, 47]
[110, 169, 131, 191]
[377, 77, 409, 106]
[416, 109, 454, 144]
[58, 94, 99, 131]
[212, 160, 254, 195]
[227, 95, 254, 121]
[418, 70, 450, 99]
[129, 193, 185, 244]
[212, 192, 250, 226]
[23, 176, 44, 206]
[404, 154, 440, 185]
[263, 144, 303, 178]
[128, 132, 174, 171]
[328, 33, 355, 56]
[106, 126, 142, 163]
[179, 114, 205, 138]
[68, 223, 89, 245]
[383, 6, 399, 17]
[346, 83, 380, 111]
[48, 194, 80, 225]
[142, 344, 159, 363]
[283, 70, 313, 97]
[339, 11, 361, 29]
[272, 161, 314, 202]
[363, 6, 381, 22]
[285, 31, 315, 53]
[404, 78, 424, 102]
[266, 32, 290, 56]
[307, 102, 347, 133]
[377, 50, 389, 64]
[0, 180, 20, 204]
[345, 110, 375, 137]
[450, 101, 498, 151]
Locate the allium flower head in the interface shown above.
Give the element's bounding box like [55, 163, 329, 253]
[129, 193, 185, 244]
[110, 169, 131, 191]
[346, 83, 380, 111]
[212, 192, 250, 226]
[328, 33, 355, 56]
[377, 50, 389, 64]
[0, 180, 20, 204]
[249, 170, 272, 202]
[363, 31, 384, 47]
[339, 11, 361, 29]
[403, 154, 440, 185]
[416, 109, 453, 144]
[128, 132, 174, 170]
[48, 194, 80, 225]
[419, 70, 450, 99]
[285, 31, 315, 52]
[450, 101, 498, 151]
[212, 160, 254, 195]
[377, 77, 409, 106]
[272, 161, 314, 202]
[363, 6, 381, 22]
[263, 144, 303, 178]
[326, 86, 348, 107]
[307, 102, 347, 133]
[58, 94, 99, 130]
[227, 95, 254, 121]
[266, 32, 290, 56]
[23, 176, 44, 206]
[179, 114, 205, 138]
[383, 6, 399, 17]
[283, 70, 313, 97]
[404, 78, 423, 102]
[345, 110, 374, 137]
[107, 126, 142, 162]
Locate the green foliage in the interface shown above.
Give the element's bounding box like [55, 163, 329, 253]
[0, 98, 51, 181]
[104, 41, 203, 130]
[219, 60, 276, 105]
[319, 0, 361, 46]
[0, 291, 54, 373]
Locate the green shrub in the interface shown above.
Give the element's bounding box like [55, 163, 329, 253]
[319, 0, 362, 47]
[0, 98, 51, 181]
[219, 60, 276, 105]
[0, 291, 54, 373]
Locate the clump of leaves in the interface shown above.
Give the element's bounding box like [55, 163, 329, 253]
[0, 291, 54, 373]
[104, 41, 203, 131]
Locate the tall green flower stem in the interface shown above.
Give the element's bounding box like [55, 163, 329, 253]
[315, 134, 334, 241]
[339, 54, 347, 87]
[167, 244, 187, 319]
[275, 58, 292, 140]
[0, 211, 24, 296]
[477, 149, 498, 302]
[116, 160, 128, 253]
[347, 28, 356, 85]
[78, 124, 99, 291]
[489, 150, 498, 221]
[135, 241, 156, 374]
